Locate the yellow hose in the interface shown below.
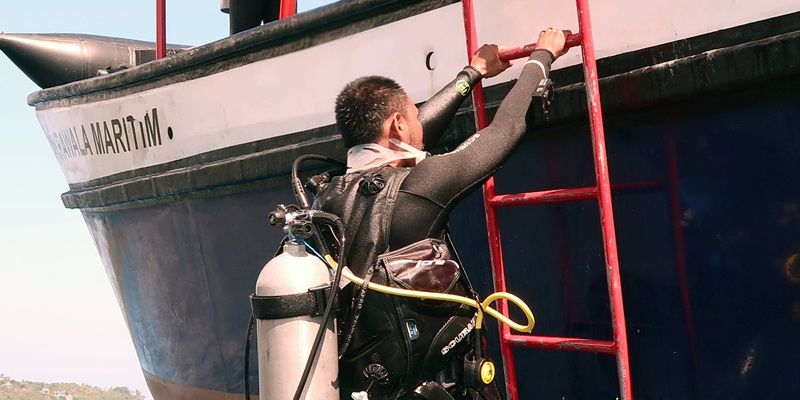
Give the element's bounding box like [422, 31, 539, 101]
[323, 254, 534, 332]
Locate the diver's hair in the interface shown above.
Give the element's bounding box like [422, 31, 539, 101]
[335, 76, 408, 148]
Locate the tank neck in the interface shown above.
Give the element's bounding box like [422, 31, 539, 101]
[284, 241, 307, 257]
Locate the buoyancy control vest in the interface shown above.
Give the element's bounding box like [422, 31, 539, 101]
[314, 165, 478, 399]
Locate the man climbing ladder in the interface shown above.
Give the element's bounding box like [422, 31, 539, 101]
[315, 28, 570, 399]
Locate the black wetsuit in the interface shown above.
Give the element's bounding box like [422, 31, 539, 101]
[389, 50, 554, 248]
[316, 50, 554, 399]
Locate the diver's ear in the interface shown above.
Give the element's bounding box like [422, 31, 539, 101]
[388, 112, 411, 144]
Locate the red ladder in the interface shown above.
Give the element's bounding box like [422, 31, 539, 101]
[460, 1, 634, 399]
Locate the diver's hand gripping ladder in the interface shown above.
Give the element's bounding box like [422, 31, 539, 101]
[460, 1, 634, 399]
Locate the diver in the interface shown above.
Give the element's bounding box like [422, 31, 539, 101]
[314, 28, 570, 399]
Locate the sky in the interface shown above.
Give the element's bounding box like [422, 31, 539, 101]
[0, 1, 332, 398]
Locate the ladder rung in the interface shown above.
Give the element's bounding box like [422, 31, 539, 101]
[489, 186, 597, 207]
[503, 333, 617, 354]
[487, 180, 663, 208]
[498, 33, 583, 61]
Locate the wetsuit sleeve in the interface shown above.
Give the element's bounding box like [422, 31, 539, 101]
[403, 50, 554, 221]
[418, 66, 483, 150]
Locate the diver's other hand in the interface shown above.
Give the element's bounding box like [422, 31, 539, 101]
[470, 44, 512, 78]
[534, 28, 571, 59]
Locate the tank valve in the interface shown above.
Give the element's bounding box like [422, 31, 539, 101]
[268, 204, 300, 226]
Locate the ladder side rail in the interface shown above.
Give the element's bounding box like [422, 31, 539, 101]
[460, 1, 519, 399]
[575, 0, 633, 398]
[156, 0, 166, 59]
[279, 0, 297, 19]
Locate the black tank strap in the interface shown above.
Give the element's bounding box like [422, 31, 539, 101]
[250, 284, 337, 320]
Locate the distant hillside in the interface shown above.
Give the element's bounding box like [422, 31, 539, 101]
[0, 374, 144, 400]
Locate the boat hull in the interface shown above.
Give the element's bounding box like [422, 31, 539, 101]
[22, 1, 800, 398]
[82, 66, 800, 399]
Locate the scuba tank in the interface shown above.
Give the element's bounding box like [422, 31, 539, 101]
[244, 155, 348, 400]
[253, 240, 339, 399]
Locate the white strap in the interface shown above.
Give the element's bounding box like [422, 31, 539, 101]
[525, 59, 548, 78]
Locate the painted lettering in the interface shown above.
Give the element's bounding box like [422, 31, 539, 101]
[91, 122, 104, 155]
[143, 108, 161, 147]
[103, 121, 115, 154]
[81, 125, 93, 155]
[70, 127, 84, 156]
[111, 119, 127, 153]
[125, 116, 139, 150]
[45, 107, 170, 161]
